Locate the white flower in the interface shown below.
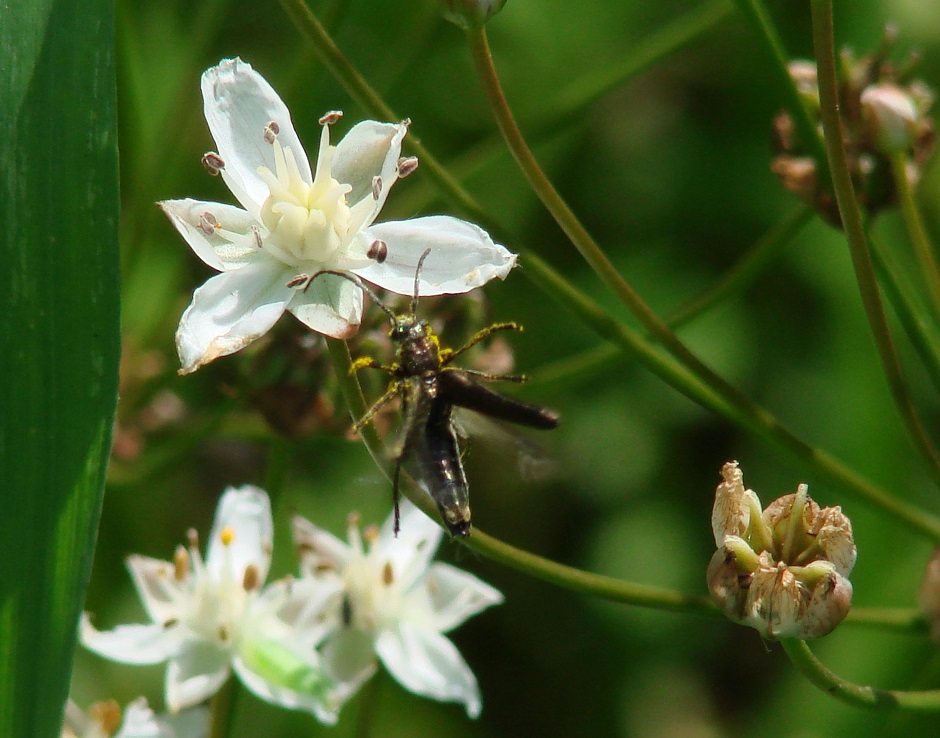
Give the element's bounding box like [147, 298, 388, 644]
[62, 698, 207, 738]
[161, 57, 516, 374]
[81, 486, 343, 722]
[289, 501, 503, 717]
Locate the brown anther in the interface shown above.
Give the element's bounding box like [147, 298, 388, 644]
[371, 176, 382, 200]
[263, 121, 280, 144]
[367, 239, 388, 264]
[346, 511, 361, 528]
[173, 545, 189, 581]
[363, 524, 380, 542]
[201, 152, 225, 176]
[382, 561, 394, 585]
[396, 156, 419, 179]
[187, 528, 199, 549]
[243, 564, 260, 591]
[163, 617, 179, 629]
[249, 225, 263, 248]
[401, 118, 412, 128]
[286, 273, 311, 289]
[319, 110, 344, 126]
[426, 574, 439, 595]
[89, 700, 121, 734]
[218, 624, 230, 642]
[198, 211, 218, 235]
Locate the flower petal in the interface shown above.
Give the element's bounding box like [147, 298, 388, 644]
[320, 629, 378, 688]
[291, 514, 352, 576]
[206, 485, 273, 585]
[201, 58, 311, 213]
[374, 500, 442, 593]
[355, 216, 516, 296]
[165, 641, 231, 712]
[114, 698, 173, 738]
[418, 563, 503, 633]
[176, 258, 293, 374]
[375, 624, 482, 718]
[126, 555, 183, 626]
[80, 614, 181, 665]
[159, 199, 263, 272]
[332, 120, 409, 224]
[288, 271, 363, 339]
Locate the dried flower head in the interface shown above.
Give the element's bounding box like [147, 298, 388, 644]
[707, 461, 856, 640]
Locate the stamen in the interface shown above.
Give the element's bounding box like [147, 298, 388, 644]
[173, 545, 189, 581]
[90, 700, 121, 734]
[382, 561, 394, 585]
[286, 273, 310, 289]
[363, 524, 380, 543]
[243, 564, 260, 591]
[319, 110, 344, 126]
[187, 528, 199, 549]
[198, 211, 218, 235]
[249, 225, 263, 248]
[218, 624, 230, 642]
[372, 176, 383, 200]
[220, 527, 235, 546]
[163, 617, 179, 629]
[367, 240, 388, 264]
[263, 121, 280, 144]
[397, 156, 419, 179]
[201, 152, 225, 176]
[347, 511, 361, 528]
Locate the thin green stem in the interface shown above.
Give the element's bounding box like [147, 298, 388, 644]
[844, 607, 930, 634]
[208, 677, 237, 738]
[810, 0, 940, 490]
[782, 639, 940, 710]
[891, 152, 940, 317]
[731, 0, 830, 182]
[283, 2, 940, 539]
[868, 223, 940, 396]
[669, 204, 814, 328]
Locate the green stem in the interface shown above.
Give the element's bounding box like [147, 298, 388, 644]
[891, 152, 940, 318]
[669, 204, 814, 328]
[208, 676, 237, 738]
[810, 0, 940, 490]
[283, 2, 940, 539]
[782, 639, 940, 710]
[731, 0, 830, 182]
[868, 223, 940, 397]
[844, 607, 930, 634]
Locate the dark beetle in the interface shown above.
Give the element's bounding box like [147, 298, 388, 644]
[309, 251, 559, 536]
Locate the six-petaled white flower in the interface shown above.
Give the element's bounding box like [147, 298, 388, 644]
[160, 57, 516, 373]
[81, 486, 343, 722]
[289, 500, 503, 718]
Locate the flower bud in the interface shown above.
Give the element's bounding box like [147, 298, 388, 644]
[706, 461, 856, 639]
[438, 0, 507, 29]
[861, 83, 920, 154]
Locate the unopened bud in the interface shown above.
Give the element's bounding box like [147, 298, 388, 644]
[438, 0, 507, 29]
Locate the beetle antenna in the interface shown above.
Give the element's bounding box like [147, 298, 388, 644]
[411, 248, 432, 316]
[304, 270, 396, 321]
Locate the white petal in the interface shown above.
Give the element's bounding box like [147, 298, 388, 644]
[287, 271, 363, 339]
[114, 698, 173, 738]
[201, 58, 311, 212]
[165, 641, 231, 712]
[176, 258, 293, 374]
[159, 706, 210, 738]
[355, 216, 516, 296]
[159, 199, 263, 272]
[332, 120, 409, 225]
[419, 563, 503, 633]
[374, 500, 443, 592]
[206, 485, 273, 585]
[80, 614, 181, 665]
[126, 555, 182, 626]
[259, 576, 343, 645]
[376, 624, 482, 718]
[320, 629, 378, 687]
[291, 514, 352, 575]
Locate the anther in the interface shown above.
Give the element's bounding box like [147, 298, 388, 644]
[346, 511, 361, 528]
[363, 524, 380, 543]
[319, 110, 344, 126]
[263, 121, 280, 144]
[367, 239, 388, 264]
[397, 156, 419, 179]
[286, 273, 311, 289]
[220, 526, 235, 546]
[372, 176, 383, 201]
[218, 624, 230, 642]
[173, 545, 189, 581]
[187, 528, 199, 549]
[198, 211, 218, 235]
[382, 561, 394, 585]
[249, 225, 263, 248]
[162, 617, 179, 629]
[201, 152, 225, 176]
[242, 564, 260, 591]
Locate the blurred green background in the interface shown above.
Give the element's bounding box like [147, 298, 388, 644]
[74, 0, 940, 735]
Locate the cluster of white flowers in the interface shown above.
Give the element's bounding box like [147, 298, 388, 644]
[81, 486, 502, 722]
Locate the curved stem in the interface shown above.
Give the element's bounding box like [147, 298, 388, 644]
[810, 0, 940, 490]
[891, 152, 940, 317]
[782, 639, 940, 710]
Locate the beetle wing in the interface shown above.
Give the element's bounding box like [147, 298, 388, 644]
[439, 370, 559, 430]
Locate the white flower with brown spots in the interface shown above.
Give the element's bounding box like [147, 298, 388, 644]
[706, 461, 856, 639]
[161, 58, 516, 373]
[289, 500, 502, 717]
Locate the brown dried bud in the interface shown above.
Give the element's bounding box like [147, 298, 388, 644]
[706, 461, 856, 639]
